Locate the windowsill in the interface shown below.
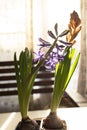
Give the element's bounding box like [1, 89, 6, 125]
[66, 89, 87, 107]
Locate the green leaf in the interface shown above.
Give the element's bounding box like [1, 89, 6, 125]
[14, 52, 23, 117]
[14, 52, 20, 89]
[27, 50, 33, 76]
[14, 48, 35, 118]
[19, 51, 26, 86]
[50, 63, 61, 109]
[50, 48, 80, 112]
[19, 48, 33, 87]
[64, 52, 80, 90]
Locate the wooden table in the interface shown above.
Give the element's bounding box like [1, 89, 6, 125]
[0, 107, 87, 130]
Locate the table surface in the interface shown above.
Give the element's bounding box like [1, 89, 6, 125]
[0, 107, 87, 130]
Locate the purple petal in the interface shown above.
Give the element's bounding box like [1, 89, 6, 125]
[39, 38, 50, 45]
[54, 23, 58, 36]
[59, 40, 72, 46]
[48, 31, 56, 39]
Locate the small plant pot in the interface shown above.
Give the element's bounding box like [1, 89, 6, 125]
[39, 112, 67, 130]
[15, 117, 39, 130]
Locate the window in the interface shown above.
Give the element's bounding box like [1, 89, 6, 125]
[1, 0, 86, 100]
[0, 0, 80, 58]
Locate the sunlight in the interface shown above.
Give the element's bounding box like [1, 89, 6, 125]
[0, 0, 26, 51]
[46, 0, 80, 32]
[0, 0, 80, 52]
[0, 112, 16, 130]
[0, 0, 25, 33]
[33, 0, 80, 50]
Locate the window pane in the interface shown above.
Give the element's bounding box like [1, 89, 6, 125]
[0, 0, 26, 33]
[0, 0, 27, 59]
[33, 0, 80, 50]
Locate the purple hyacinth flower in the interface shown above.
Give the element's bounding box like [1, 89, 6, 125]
[34, 23, 71, 70]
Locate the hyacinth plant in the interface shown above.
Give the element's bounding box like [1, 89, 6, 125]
[14, 11, 81, 130]
[36, 11, 81, 129]
[14, 27, 62, 130]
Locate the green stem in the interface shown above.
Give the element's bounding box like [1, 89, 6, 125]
[51, 93, 62, 112]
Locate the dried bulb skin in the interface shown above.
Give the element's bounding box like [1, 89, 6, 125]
[43, 112, 66, 129]
[66, 10, 81, 43]
[15, 117, 39, 130]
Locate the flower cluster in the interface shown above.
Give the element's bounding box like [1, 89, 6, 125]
[34, 11, 81, 70]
